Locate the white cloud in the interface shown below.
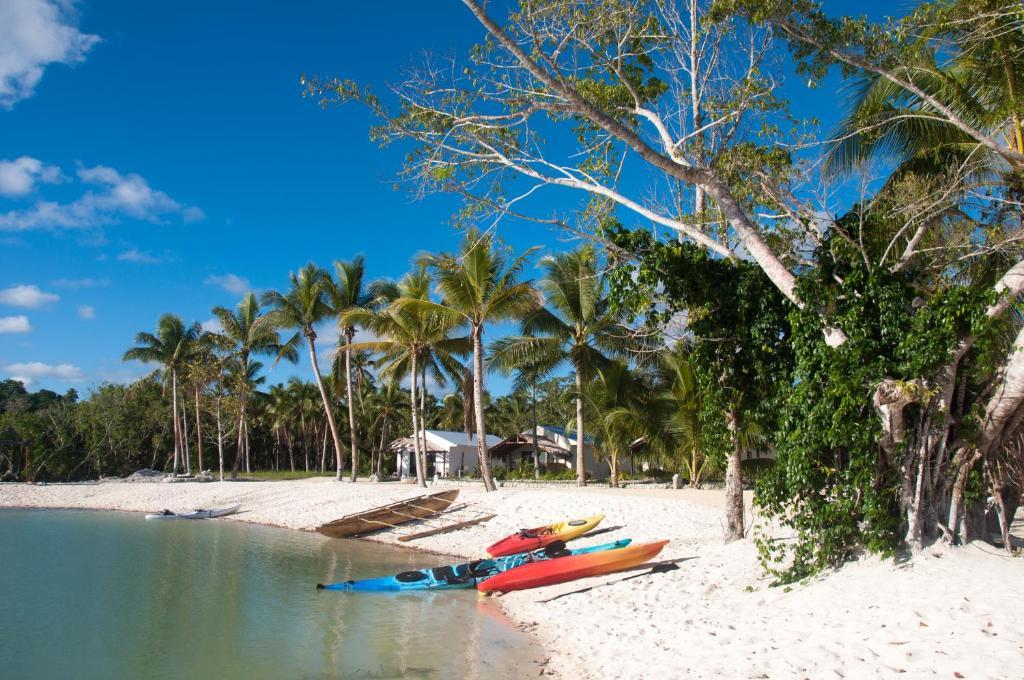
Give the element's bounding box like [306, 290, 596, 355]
[204, 273, 250, 295]
[200, 317, 222, 333]
[0, 315, 31, 333]
[0, 283, 59, 308]
[116, 248, 160, 264]
[3, 361, 83, 381]
[51, 276, 109, 288]
[0, 0, 100, 109]
[76, 304, 94, 319]
[0, 156, 61, 196]
[0, 162, 203, 232]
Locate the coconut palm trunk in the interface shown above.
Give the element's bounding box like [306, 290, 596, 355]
[575, 369, 586, 487]
[306, 335, 344, 480]
[531, 384, 540, 479]
[409, 351, 425, 486]
[472, 327, 496, 492]
[182, 403, 191, 474]
[344, 337, 359, 482]
[231, 396, 247, 479]
[171, 369, 181, 474]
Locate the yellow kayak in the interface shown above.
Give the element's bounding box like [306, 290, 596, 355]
[486, 514, 604, 557]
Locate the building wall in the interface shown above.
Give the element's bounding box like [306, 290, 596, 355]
[395, 446, 480, 479]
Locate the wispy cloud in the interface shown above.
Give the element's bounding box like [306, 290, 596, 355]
[116, 248, 160, 264]
[0, 284, 59, 308]
[3, 361, 84, 385]
[0, 156, 62, 197]
[204, 273, 251, 295]
[200, 317, 222, 333]
[0, 0, 101, 109]
[76, 304, 95, 319]
[0, 315, 31, 333]
[0, 161, 203, 232]
[51, 276, 109, 289]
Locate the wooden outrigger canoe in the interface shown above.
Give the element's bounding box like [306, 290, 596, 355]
[315, 490, 459, 539]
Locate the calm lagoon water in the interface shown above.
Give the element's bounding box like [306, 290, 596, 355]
[0, 509, 543, 680]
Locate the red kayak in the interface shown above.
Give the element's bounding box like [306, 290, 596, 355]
[486, 515, 603, 557]
[477, 540, 669, 593]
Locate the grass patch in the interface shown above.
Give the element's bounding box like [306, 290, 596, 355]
[233, 470, 336, 481]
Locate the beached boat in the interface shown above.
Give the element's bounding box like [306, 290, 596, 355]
[317, 539, 633, 592]
[477, 540, 669, 593]
[316, 490, 459, 538]
[144, 504, 240, 520]
[486, 514, 604, 557]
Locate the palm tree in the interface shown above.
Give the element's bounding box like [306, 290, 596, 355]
[826, 1, 1024, 179]
[123, 314, 199, 474]
[324, 256, 395, 482]
[265, 384, 292, 472]
[286, 377, 321, 472]
[262, 265, 345, 479]
[344, 266, 468, 486]
[365, 380, 411, 479]
[410, 229, 542, 491]
[585, 361, 662, 488]
[652, 345, 712, 486]
[489, 245, 636, 486]
[212, 292, 296, 479]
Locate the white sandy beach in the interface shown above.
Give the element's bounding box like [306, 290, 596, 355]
[2, 478, 1021, 679]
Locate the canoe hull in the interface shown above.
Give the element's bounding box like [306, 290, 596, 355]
[477, 540, 669, 593]
[319, 539, 634, 592]
[144, 504, 240, 520]
[486, 514, 604, 557]
[316, 490, 459, 538]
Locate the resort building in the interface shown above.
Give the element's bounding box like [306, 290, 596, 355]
[489, 425, 611, 477]
[391, 430, 503, 479]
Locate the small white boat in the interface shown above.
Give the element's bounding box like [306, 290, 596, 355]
[144, 504, 240, 520]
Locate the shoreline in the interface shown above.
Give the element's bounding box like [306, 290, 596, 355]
[2, 478, 1022, 679]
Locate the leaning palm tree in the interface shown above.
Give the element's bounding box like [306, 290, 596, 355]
[262, 264, 346, 479]
[409, 229, 542, 491]
[324, 257, 395, 482]
[212, 292, 295, 479]
[123, 314, 199, 474]
[489, 245, 637, 486]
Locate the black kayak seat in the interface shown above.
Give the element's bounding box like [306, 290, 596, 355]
[543, 540, 570, 557]
[395, 570, 428, 583]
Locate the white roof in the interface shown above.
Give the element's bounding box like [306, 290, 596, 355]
[426, 430, 503, 448]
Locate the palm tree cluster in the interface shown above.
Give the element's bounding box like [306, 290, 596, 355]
[124, 231, 716, 490]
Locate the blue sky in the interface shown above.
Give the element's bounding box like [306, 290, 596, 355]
[0, 0, 897, 395]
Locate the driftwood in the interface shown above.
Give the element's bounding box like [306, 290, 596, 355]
[398, 513, 497, 542]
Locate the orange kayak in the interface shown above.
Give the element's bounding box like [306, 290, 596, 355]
[486, 515, 603, 557]
[477, 540, 669, 593]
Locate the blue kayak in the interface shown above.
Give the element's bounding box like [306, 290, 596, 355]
[316, 539, 632, 592]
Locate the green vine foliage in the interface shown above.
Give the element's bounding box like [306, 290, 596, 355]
[607, 222, 999, 582]
[604, 224, 793, 481]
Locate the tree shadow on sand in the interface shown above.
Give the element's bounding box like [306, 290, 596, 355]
[537, 557, 696, 603]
